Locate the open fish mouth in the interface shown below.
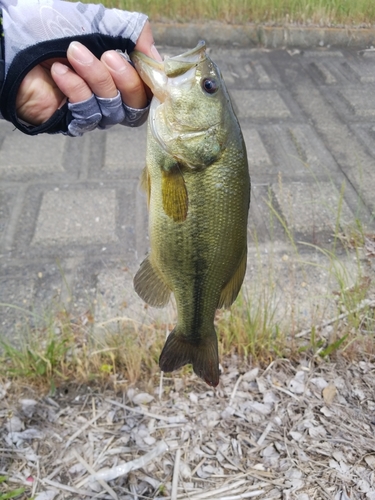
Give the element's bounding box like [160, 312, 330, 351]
[130, 41, 207, 101]
[163, 40, 206, 77]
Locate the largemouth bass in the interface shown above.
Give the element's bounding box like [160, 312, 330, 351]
[131, 41, 250, 387]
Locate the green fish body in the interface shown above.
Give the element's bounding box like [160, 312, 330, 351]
[131, 41, 250, 386]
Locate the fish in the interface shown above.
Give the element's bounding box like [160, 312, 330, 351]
[131, 41, 250, 387]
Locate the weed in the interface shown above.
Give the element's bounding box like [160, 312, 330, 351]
[217, 286, 284, 364]
[298, 326, 325, 355]
[0, 477, 26, 500]
[319, 334, 348, 358]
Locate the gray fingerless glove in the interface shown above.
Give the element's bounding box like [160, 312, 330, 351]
[67, 90, 149, 137]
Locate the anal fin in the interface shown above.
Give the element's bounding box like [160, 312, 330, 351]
[134, 256, 170, 307]
[218, 248, 247, 309]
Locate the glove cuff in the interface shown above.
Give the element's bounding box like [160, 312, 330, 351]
[0, 9, 4, 92]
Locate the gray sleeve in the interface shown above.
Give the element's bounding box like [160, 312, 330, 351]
[0, 0, 148, 76]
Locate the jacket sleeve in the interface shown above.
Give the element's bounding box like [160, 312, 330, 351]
[0, 0, 149, 135]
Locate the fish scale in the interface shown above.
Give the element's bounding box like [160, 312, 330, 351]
[131, 41, 250, 386]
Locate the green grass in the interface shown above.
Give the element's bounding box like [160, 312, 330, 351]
[0, 477, 26, 500]
[90, 0, 375, 26]
[0, 307, 166, 391]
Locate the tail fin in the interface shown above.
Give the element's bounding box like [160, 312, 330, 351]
[159, 327, 219, 387]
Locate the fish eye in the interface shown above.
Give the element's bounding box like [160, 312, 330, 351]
[202, 78, 219, 94]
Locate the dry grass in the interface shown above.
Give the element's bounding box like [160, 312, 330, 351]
[1, 355, 375, 499]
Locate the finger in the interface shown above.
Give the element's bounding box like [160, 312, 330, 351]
[40, 57, 70, 70]
[66, 41, 118, 99]
[134, 21, 162, 61]
[51, 62, 93, 103]
[101, 51, 148, 109]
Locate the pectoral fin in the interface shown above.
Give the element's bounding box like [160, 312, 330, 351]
[162, 166, 188, 222]
[134, 256, 170, 307]
[140, 166, 151, 208]
[218, 248, 247, 309]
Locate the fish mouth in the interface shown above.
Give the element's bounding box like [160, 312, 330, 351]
[130, 41, 207, 101]
[163, 40, 206, 77]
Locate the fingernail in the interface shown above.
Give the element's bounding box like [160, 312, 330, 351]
[151, 44, 163, 62]
[68, 41, 94, 65]
[102, 51, 127, 73]
[52, 62, 68, 75]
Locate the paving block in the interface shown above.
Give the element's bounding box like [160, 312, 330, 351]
[271, 181, 354, 234]
[343, 60, 375, 83]
[221, 54, 273, 87]
[289, 83, 375, 216]
[232, 90, 291, 119]
[0, 275, 34, 340]
[104, 126, 147, 176]
[244, 243, 360, 332]
[338, 87, 375, 117]
[32, 188, 118, 246]
[0, 186, 18, 247]
[93, 265, 176, 337]
[242, 128, 271, 167]
[308, 61, 337, 84]
[264, 123, 340, 178]
[250, 184, 289, 243]
[1, 46, 375, 348]
[0, 132, 66, 179]
[301, 50, 344, 58]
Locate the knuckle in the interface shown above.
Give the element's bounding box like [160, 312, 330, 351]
[64, 76, 92, 103]
[123, 77, 145, 95]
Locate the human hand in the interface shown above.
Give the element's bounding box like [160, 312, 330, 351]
[16, 21, 161, 127]
[0, 0, 160, 135]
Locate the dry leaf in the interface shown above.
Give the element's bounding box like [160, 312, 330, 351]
[311, 377, 328, 390]
[132, 393, 154, 405]
[289, 371, 305, 394]
[34, 492, 58, 500]
[323, 384, 337, 404]
[364, 455, 375, 469]
[320, 406, 334, 417]
[0, 382, 11, 400]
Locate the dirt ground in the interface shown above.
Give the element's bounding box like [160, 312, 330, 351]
[1, 355, 375, 500]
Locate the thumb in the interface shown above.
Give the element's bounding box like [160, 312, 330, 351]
[134, 21, 163, 61]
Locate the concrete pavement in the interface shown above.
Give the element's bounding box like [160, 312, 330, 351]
[1, 39, 375, 341]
